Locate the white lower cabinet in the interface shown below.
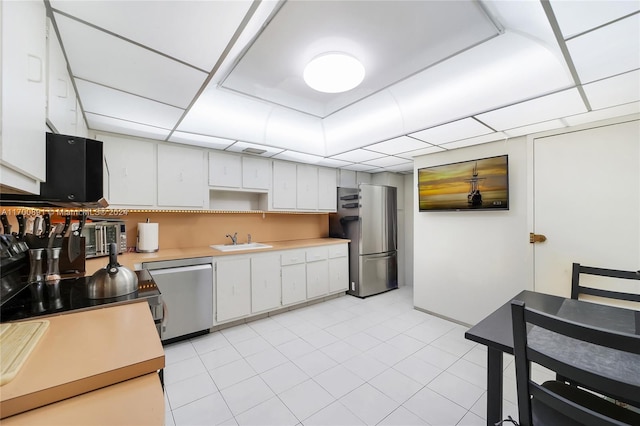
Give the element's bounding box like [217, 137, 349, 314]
[329, 257, 349, 293]
[251, 254, 281, 313]
[306, 247, 329, 299]
[215, 257, 251, 323]
[213, 243, 348, 324]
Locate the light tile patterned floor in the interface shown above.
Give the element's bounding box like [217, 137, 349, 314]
[163, 286, 533, 425]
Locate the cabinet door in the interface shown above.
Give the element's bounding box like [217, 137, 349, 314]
[0, 0, 47, 186]
[209, 151, 241, 188]
[329, 257, 349, 293]
[296, 165, 318, 210]
[272, 161, 297, 209]
[251, 254, 281, 313]
[242, 156, 270, 190]
[318, 167, 337, 211]
[216, 257, 251, 322]
[158, 144, 204, 207]
[46, 18, 75, 136]
[101, 134, 155, 206]
[282, 263, 306, 305]
[306, 260, 328, 299]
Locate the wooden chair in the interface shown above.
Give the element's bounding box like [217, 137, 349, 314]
[571, 262, 640, 303]
[511, 300, 640, 426]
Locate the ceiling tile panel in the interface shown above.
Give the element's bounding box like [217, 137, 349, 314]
[503, 119, 567, 138]
[317, 158, 353, 168]
[222, 0, 498, 117]
[273, 151, 324, 164]
[50, 1, 253, 71]
[169, 132, 235, 150]
[365, 136, 433, 155]
[566, 14, 640, 84]
[361, 156, 413, 168]
[75, 80, 183, 129]
[410, 118, 494, 144]
[563, 102, 640, 127]
[397, 145, 446, 159]
[86, 113, 171, 140]
[582, 70, 640, 110]
[342, 164, 382, 172]
[550, 0, 639, 39]
[55, 13, 207, 108]
[329, 149, 385, 163]
[439, 132, 507, 150]
[475, 89, 587, 131]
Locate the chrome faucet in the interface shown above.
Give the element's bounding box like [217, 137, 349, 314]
[225, 232, 238, 245]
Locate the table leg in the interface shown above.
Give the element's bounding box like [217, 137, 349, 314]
[486, 347, 503, 426]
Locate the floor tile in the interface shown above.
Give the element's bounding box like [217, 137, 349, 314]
[245, 347, 288, 374]
[321, 340, 362, 363]
[301, 329, 340, 348]
[363, 324, 401, 341]
[314, 365, 365, 398]
[367, 342, 410, 366]
[393, 355, 442, 385]
[164, 356, 207, 385]
[232, 335, 272, 358]
[247, 317, 284, 334]
[431, 332, 476, 358]
[447, 358, 488, 389]
[427, 371, 484, 409]
[413, 344, 462, 370]
[165, 373, 218, 409]
[339, 383, 398, 425]
[287, 321, 321, 337]
[221, 324, 260, 344]
[377, 406, 425, 426]
[303, 401, 365, 426]
[234, 396, 298, 426]
[386, 333, 426, 356]
[342, 331, 383, 351]
[164, 341, 198, 365]
[200, 345, 243, 371]
[172, 392, 233, 426]
[220, 376, 275, 416]
[462, 345, 487, 368]
[210, 358, 257, 390]
[190, 332, 230, 355]
[259, 361, 309, 394]
[278, 379, 335, 421]
[403, 321, 454, 344]
[292, 350, 338, 377]
[341, 352, 388, 381]
[368, 368, 423, 404]
[277, 337, 317, 360]
[324, 322, 361, 339]
[261, 327, 298, 346]
[404, 387, 467, 426]
[458, 411, 486, 426]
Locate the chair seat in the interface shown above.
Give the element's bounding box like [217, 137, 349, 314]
[532, 381, 640, 426]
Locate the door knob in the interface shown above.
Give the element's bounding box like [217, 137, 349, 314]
[529, 233, 547, 244]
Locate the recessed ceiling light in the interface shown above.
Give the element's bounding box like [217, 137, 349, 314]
[303, 53, 365, 93]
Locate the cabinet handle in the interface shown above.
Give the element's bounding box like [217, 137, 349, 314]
[232, 285, 235, 296]
[123, 167, 128, 177]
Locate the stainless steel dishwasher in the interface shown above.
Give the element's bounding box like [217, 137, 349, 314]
[143, 257, 213, 342]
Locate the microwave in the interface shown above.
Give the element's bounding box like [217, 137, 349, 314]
[81, 221, 127, 258]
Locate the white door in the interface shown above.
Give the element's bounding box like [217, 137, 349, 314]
[251, 255, 281, 313]
[216, 257, 251, 322]
[533, 120, 640, 298]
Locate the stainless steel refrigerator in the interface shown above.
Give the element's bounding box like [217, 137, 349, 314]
[329, 184, 398, 297]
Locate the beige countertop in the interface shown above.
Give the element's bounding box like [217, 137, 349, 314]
[86, 237, 349, 274]
[0, 302, 165, 419]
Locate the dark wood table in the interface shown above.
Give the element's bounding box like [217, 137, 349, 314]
[465, 290, 640, 426]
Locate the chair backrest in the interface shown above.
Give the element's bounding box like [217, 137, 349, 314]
[571, 263, 640, 303]
[511, 300, 640, 426]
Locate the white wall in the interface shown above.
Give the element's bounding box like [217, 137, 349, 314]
[413, 137, 532, 325]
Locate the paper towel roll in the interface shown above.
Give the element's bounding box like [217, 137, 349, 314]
[137, 223, 159, 253]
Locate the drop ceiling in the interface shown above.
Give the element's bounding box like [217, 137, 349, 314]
[48, 0, 640, 174]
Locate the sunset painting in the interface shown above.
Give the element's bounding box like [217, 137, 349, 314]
[418, 155, 509, 211]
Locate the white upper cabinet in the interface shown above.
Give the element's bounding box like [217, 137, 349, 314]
[157, 144, 205, 208]
[208, 151, 241, 188]
[318, 167, 337, 211]
[101, 134, 155, 207]
[272, 161, 297, 209]
[0, 0, 47, 192]
[242, 156, 270, 190]
[46, 18, 76, 136]
[296, 164, 318, 210]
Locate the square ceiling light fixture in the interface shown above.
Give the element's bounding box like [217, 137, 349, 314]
[303, 52, 365, 93]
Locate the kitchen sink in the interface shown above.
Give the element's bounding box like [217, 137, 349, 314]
[210, 242, 272, 252]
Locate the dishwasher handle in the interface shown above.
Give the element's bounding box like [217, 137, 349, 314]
[147, 263, 212, 276]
